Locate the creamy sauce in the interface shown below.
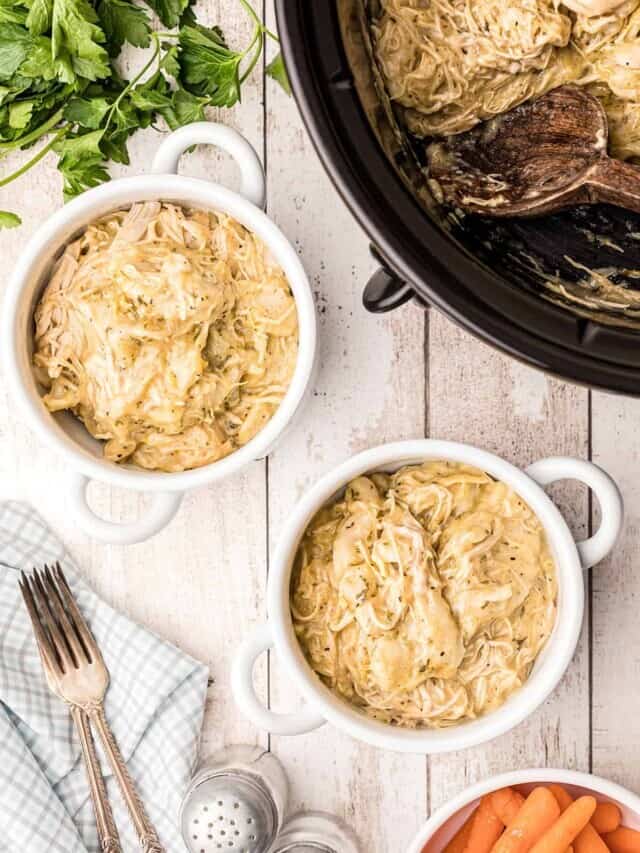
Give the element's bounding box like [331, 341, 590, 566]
[562, 0, 629, 17]
[33, 203, 299, 472]
[519, 250, 640, 326]
[291, 461, 557, 729]
[372, 0, 640, 160]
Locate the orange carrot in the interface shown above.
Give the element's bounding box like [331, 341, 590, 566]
[463, 796, 505, 853]
[490, 787, 561, 853]
[490, 789, 526, 826]
[528, 796, 597, 853]
[603, 828, 640, 853]
[592, 804, 622, 835]
[439, 815, 476, 853]
[574, 824, 613, 853]
[548, 785, 574, 812]
[547, 784, 613, 853]
[424, 813, 476, 853]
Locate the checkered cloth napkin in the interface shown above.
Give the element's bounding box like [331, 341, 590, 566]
[0, 501, 209, 853]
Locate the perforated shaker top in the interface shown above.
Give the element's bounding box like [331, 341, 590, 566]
[181, 773, 278, 853]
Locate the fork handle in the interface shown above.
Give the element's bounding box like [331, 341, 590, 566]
[88, 706, 165, 853]
[71, 706, 123, 853]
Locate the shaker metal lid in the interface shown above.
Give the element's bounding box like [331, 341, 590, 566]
[182, 772, 278, 853]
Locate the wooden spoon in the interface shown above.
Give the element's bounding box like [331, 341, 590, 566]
[426, 85, 640, 218]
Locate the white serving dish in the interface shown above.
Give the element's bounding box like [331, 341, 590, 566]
[232, 440, 623, 754]
[407, 768, 640, 853]
[2, 123, 317, 545]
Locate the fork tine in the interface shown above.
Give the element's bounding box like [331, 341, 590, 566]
[19, 572, 62, 676]
[31, 569, 75, 672]
[40, 565, 90, 667]
[52, 562, 101, 665]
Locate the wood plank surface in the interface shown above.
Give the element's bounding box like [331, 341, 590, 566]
[0, 0, 632, 850]
[591, 392, 640, 789]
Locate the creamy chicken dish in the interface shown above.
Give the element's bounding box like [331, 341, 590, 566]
[291, 461, 557, 728]
[33, 203, 298, 472]
[372, 0, 640, 161]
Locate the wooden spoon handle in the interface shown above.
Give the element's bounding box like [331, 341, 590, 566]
[587, 156, 640, 213]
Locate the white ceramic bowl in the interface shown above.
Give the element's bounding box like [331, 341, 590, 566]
[232, 440, 623, 754]
[406, 768, 640, 853]
[2, 123, 317, 545]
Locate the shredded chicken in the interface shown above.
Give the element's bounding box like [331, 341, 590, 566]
[33, 203, 298, 472]
[372, 0, 640, 160]
[291, 461, 557, 729]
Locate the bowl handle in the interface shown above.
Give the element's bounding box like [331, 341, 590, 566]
[525, 457, 623, 570]
[151, 122, 266, 209]
[232, 623, 326, 736]
[66, 472, 183, 545]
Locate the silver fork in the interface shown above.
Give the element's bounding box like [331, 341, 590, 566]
[20, 563, 165, 853]
[20, 568, 122, 853]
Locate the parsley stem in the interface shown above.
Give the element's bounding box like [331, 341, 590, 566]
[237, 0, 262, 31]
[239, 36, 263, 84]
[0, 127, 68, 188]
[0, 108, 65, 156]
[236, 0, 265, 84]
[103, 33, 161, 134]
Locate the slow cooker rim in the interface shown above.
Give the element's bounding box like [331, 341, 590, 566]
[275, 0, 640, 397]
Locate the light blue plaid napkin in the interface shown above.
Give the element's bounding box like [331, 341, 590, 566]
[0, 501, 209, 853]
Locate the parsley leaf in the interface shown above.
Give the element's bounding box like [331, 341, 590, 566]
[0, 0, 27, 26]
[25, 0, 52, 35]
[55, 129, 109, 198]
[178, 24, 243, 107]
[160, 41, 180, 77]
[128, 72, 172, 112]
[97, 0, 150, 56]
[64, 95, 111, 128]
[20, 34, 75, 81]
[144, 0, 187, 29]
[0, 24, 32, 81]
[0, 210, 21, 228]
[128, 71, 207, 130]
[160, 86, 207, 129]
[50, 0, 110, 81]
[266, 51, 290, 96]
[8, 99, 34, 128]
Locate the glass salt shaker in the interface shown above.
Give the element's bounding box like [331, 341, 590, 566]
[270, 810, 361, 853]
[180, 744, 288, 853]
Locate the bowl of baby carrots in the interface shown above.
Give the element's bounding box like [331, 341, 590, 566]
[408, 769, 640, 853]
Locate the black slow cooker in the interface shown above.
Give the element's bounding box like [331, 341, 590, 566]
[275, 0, 640, 395]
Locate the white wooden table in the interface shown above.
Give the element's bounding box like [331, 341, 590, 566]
[0, 3, 636, 851]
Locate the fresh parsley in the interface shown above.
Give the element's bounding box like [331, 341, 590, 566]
[97, 0, 151, 56]
[266, 51, 290, 96]
[0, 209, 21, 227]
[0, 0, 291, 223]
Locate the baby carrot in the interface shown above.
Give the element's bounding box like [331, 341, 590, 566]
[528, 796, 597, 853]
[574, 825, 613, 853]
[603, 828, 640, 853]
[592, 803, 622, 835]
[548, 785, 574, 812]
[425, 813, 475, 853]
[463, 795, 505, 853]
[491, 787, 561, 853]
[547, 784, 612, 853]
[490, 789, 526, 826]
